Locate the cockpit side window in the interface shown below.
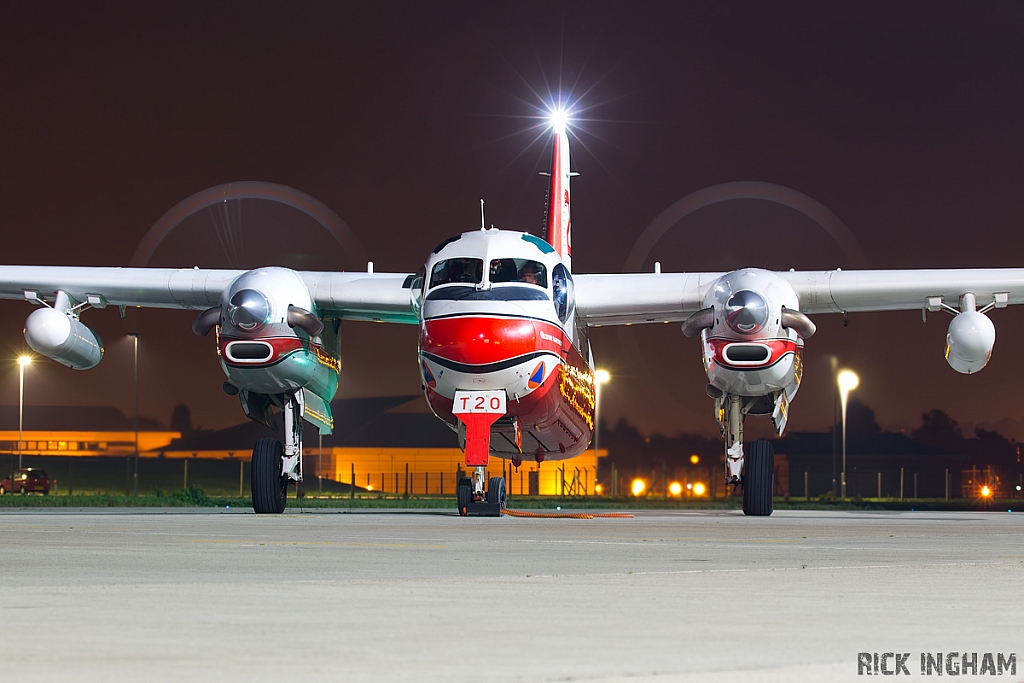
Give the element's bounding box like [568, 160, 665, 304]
[552, 263, 574, 322]
[488, 259, 548, 288]
[429, 258, 483, 287]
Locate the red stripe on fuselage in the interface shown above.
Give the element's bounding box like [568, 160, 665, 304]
[420, 316, 566, 367]
[219, 335, 339, 370]
[704, 338, 799, 369]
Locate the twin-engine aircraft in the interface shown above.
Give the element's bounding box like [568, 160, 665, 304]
[2, 115, 1023, 516]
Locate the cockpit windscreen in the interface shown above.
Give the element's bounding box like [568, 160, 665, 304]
[488, 259, 548, 288]
[429, 258, 483, 287]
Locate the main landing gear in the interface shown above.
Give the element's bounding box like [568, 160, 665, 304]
[457, 466, 507, 517]
[251, 393, 304, 514]
[719, 393, 775, 517]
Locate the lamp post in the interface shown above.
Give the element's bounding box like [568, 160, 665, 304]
[830, 356, 838, 497]
[838, 369, 860, 499]
[17, 355, 32, 470]
[594, 369, 610, 493]
[127, 333, 139, 496]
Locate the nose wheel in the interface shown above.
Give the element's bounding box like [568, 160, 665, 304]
[455, 467, 506, 517]
[486, 476, 507, 508]
[457, 476, 472, 516]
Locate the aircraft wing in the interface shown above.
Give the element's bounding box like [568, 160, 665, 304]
[573, 273, 721, 325]
[302, 271, 418, 323]
[574, 268, 1024, 326]
[0, 266, 418, 323]
[782, 269, 1024, 314]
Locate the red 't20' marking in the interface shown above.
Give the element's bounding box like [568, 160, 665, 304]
[455, 393, 504, 413]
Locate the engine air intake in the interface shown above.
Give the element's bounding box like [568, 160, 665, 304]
[723, 343, 770, 364]
[225, 341, 274, 363]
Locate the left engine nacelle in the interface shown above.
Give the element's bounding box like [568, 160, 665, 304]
[945, 310, 995, 374]
[24, 308, 104, 370]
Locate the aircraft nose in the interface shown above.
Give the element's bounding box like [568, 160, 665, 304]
[420, 317, 537, 367]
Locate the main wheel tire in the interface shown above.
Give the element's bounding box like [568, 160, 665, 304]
[486, 476, 507, 510]
[742, 439, 775, 516]
[251, 437, 287, 514]
[456, 476, 473, 516]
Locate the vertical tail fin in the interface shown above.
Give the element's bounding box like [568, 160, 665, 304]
[544, 127, 572, 272]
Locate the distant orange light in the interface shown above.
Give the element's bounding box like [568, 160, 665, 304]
[366, 485, 374, 491]
[693, 482, 707, 496]
[690, 454, 699, 464]
[668, 482, 683, 496]
[631, 479, 646, 496]
[594, 483, 604, 495]
[981, 485, 992, 498]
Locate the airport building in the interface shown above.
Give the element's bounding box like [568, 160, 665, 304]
[1, 398, 601, 496]
[163, 396, 601, 496]
[0, 405, 179, 458]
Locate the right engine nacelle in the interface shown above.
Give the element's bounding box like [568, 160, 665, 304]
[24, 307, 104, 370]
[945, 310, 995, 375]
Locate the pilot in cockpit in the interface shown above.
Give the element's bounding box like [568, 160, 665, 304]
[518, 262, 541, 285]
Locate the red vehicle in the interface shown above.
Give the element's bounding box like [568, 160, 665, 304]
[0, 469, 51, 495]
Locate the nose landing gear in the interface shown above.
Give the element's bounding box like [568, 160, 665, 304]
[452, 390, 508, 517]
[456, 466, 507, 517]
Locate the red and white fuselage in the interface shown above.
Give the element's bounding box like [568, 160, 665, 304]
[417, 229, 594, 463]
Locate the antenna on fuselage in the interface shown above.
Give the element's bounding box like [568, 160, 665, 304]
[480, 199, 485, 230]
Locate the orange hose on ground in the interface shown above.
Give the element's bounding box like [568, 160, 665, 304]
[501, 509, 634, 519]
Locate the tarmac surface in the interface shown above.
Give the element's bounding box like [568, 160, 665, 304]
[0, 508, 1022, 682]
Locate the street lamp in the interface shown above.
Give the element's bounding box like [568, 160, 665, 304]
[838, 369, 860, 499]
[17, 355, 32, 470]
[594, 369, 611, 494]
[127, 333, 139, 496]
[830, 355, 838, 497]
[593, 370, 611, 449]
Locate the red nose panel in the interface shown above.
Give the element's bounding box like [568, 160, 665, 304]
[420, 316, 564, 367]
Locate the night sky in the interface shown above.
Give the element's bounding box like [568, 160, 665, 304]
[3, 2, 1024, 440]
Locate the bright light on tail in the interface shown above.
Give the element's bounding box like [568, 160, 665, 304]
[548, 107, 571, 133]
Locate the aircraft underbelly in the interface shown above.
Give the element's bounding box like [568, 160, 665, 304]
[221, 348, 339, 399]
[707, 357, 798, 397]
[421, 323, 594, 462]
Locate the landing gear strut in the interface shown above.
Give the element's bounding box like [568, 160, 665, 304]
[452, 390, 507, 517]
[719, 393, 774, 516]
[251, 392, 304, 514]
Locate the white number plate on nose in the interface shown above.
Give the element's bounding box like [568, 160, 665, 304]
[453, 390, 507, 415]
